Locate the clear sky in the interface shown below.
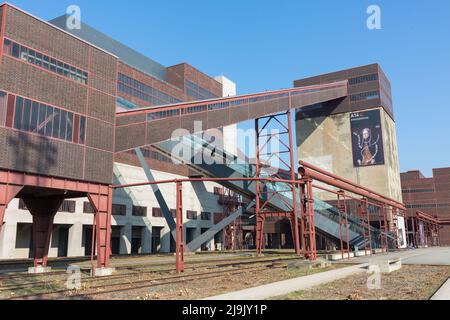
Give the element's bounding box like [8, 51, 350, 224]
[6, 0, 450, 176]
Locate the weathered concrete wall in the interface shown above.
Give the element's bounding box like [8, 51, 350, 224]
[296, 107, 403, 203]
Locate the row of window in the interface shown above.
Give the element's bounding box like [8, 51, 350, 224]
[406, 203, 450, 209]
[402, 188, 435, 194]
[152, 207, 211, 220]
[10, 93, 86, 145]
[19, 199, 214, 220]
[348, 73, 378, 86]
[117, 73, 182, 106]
[19, 199, 76, 213]
[140, 84, 343, 122]
[185, 80, 218, 100]
[350, 91, 380, 102]
[4, 38, 88, 85]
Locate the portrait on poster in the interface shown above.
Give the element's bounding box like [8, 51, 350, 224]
[350, 109, 385, 167]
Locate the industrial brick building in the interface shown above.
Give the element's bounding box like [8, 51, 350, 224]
[0, 2, 409, 271]
[401, 168, 450, 245]
[0, 3, 234, 260]
[294, 64, 406, 248]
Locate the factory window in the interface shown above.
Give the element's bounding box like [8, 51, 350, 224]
[0, 91, 7, 126]
[185, 80, 218, 100]
[12, 95, 85, 145]
[3, 38, 88, 85]
[187, 210, 197, 220]
[201, 212, 211, 221]
[170, 209, 177, 218]
[3, 38, 11, 55]
[83, 202, 95, 214]
[348, 73, 378, 85]
[151, 207, 163, 218]
[132, 206, 147, 217]
[11, 41, 19, 58]
[117, 73, 182, 106]
[112, 204, 127, 216]
[350, 91, 380, 102]
[402, 188, 435, 194]
[59, 200, 76, 213]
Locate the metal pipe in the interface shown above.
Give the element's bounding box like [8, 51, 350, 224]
[299, 161, 405, 209]
[299, 167, 405, 210]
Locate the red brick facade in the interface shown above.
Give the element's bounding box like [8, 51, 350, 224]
[401, 168, 450, 245]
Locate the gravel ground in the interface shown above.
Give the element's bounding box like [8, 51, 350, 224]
[278, 265, 450, 300]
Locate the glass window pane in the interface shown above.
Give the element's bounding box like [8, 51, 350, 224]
[76, 69, 83, 83]
[57, 62, 63, 75]
[79, 116, 86, 144]
[52, 108, 60, 138]
[60, 110, 67, 140]
[22, 99, 31, 131]
[0, 91, 7, 126]
[20, 46, 27, 61]
[30, 101, 38, 132]
[38, 104, 46, 135]
[3, 39, 11, 55]
[14, 96, 23, 130]
[63, 64, 69, 77]
[66, 112, 73, 141]
[12, 42, 19, 58]
[28, 49, 35, 64]
[70, 66, 77, 80]
[35, 52, 42, 67]
[45, 106, 53, 137]
[43, 55, 50, 69]
[50, 59, 57, 72]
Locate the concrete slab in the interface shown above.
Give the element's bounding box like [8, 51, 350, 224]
[431, 277, 450, 300]
[203, 263, 368, 300]
[355, 250, 372, 257]
[93, 268, 115, 277]
[325, 252, 354, 261]
[378, 259, 402, 273]
[28, 266, 52, 274]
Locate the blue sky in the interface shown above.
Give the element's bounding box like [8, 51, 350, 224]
[6, 0, 450, 176]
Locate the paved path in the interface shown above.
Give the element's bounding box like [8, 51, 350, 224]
[431, 277, 450, 300]
[203, 263, 368, 300]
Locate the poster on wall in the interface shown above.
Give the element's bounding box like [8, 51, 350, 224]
[350, 109, 385, 167]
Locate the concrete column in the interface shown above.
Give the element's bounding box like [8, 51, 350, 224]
[120, 224, 132, 254]
[141, 225, 152, 254]
[68, 222, 84, 257]
[0, 222, 18, 259]
[160, 227, 171, 253]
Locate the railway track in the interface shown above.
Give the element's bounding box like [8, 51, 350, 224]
[2, 256, 302, 299]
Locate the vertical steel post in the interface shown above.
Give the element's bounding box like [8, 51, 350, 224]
[254, 118, 263, 255]
[286, 109, 301, 255]
[303, 178, 317, 260]
[337, 192, 344, 259]
[175, 181, 184, 273]
[365, 199, 372, 255]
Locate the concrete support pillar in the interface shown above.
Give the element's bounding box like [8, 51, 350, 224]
[120, 223, 132, 254]
[141, 225, 152, 254]
[68, 222, 84, 257]
[0, 222, 17, 259]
